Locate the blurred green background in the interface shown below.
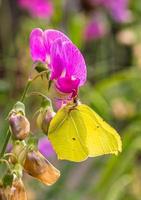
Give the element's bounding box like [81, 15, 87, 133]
[0, 0, 141, 199]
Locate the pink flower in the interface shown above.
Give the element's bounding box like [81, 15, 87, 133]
[18, 0, 53, 19]
[104, 0, 131, 23]
[6, 143, 13, 152]
[89, 0, 131, 23]
[38, 137, 55, 158]
[84, 13, 108, 41]
[30, 28, 87, 96]
[52, 98, 68, 111]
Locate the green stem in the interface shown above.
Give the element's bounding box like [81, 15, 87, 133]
[0, 70, 48, 158]
[0, 129, 11, 158]
[28, 92, 52, 103]
[20, 71, 48, 103]
[20, 80, 32, 102]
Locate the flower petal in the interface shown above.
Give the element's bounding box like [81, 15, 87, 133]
[18, 0, 53, 19]
[107, 0, 131, 22]
[30, 28, 46, 62]
[62, 42, 87, 86]
[50, 38, 66, 79]
[84, 13, 107, 40]
[44, 29, 70, 55]
[56, 76, 80, 94]
[38, 137, 55, 158]
[30, 0, 53, 19]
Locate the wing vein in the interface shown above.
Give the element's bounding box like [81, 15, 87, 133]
[70, 114, 88, 156]
[49, 114, 68, 134]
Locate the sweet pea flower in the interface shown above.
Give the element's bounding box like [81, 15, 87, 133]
[38, 137, 55, 158]
[6, 143, 13, 153]
[18, 0, 53, 19]
[89, 0, 131, 23]
[30, 28, 87, 97]
[84, 13, 108, 41]
[103, 0, 131, 23]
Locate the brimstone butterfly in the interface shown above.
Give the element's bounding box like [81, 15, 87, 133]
[48, 103, 122, 162]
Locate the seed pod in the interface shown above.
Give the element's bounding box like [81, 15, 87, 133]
[37, 107, 55, 134]
[23, 150, 60, 186]
[9, 113, 30, 140]
[5, 179, 27, 200]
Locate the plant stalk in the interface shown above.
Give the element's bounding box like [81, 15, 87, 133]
[0, 70, 48, 158]
[0, 129, 11, 158]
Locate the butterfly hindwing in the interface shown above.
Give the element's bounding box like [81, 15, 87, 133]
[77, 104, 122, 157]
[48, 106, 88, 162]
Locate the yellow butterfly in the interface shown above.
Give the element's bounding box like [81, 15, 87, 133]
[48, 103, 122, 162]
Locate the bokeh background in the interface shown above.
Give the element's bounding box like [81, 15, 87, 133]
[0, 0, 141, 199]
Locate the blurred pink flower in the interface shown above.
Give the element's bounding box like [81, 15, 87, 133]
[38, 137, 55, 158]
[84, 13, 108, 40]
[30, 28, 87, 96]
[6, 143, 13, 152]
[18, 0, 53, 19]
[89, 0, 131, 23]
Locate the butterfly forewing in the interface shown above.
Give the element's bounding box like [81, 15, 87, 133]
[48, 106, 88, 162]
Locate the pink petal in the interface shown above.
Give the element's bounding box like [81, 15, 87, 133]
[6, 143, 13, 153]
[52, 98, 68, 111]
[50, 39, 87, 86]
[18, 0, 30, 8]
[30, 28, 46, 62]
[18, 0, 53, 19]
[89, 0, 130, 23]
[84, 13, 107, 40]
[38, 137, 55, 158]
[44, 29, 71, 55]
[62, 42, 87, 86]
[50, 38, 68, 80]
[107, 0, 131, 22]
[30, 0, 53, 19]
[56, 76, 80, 94]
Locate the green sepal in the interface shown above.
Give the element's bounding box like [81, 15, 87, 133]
[48, 80, 52, 90]
[27, 136, 38, 151]
[2, 173, 14, 188]
[12, 163, 23, 178]
[8, 101, 25, 117]
[35, 62, 47, 73]
[41, 98, 51, 109]
[13, 101, 25, 115]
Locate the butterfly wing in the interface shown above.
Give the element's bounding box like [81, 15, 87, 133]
[77, 104, 122, 157]
[48, 106, 88, 162]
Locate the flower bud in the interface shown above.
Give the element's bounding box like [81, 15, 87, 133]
[37, 107, 55, 134]
[23, 150, 60, 186]
[5, 179, 27, 200]
[9, 113, 30, 140]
